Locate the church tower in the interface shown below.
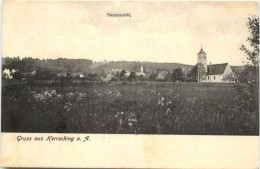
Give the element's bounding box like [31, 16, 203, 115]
[197, 46, 207, 73]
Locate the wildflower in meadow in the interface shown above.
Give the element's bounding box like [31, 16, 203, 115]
[67, 92, 74, 97]
[64, 102, 73, 111]
[77, 92, 87, 101]
[165, 108, 171, 115]
[158, 97, 165, 106]
[119, 119, 123, 125]
[57, 94, 63, 99]
[151, 90, 156, 95]
[33, 89, 58, 102]
[115, 112, 124, 118]
[166, 101, 172, 105]
[161, 97, 165, 102]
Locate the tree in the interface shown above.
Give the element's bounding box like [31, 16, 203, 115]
[119, 70, 127, 80]
[197, 63, 206, 82]
[187, 66, 197, 82]
[187, 64, 206, 82]
[171, 68, 184, 82]
[87, 73, 98, 81]
[99, 69, 107, 78]
[66, 72, 72, 80]
[12, 71, 23, 80]
[165, 71, 173, 82]
[222, 74, 235, 83]
[35, 69, 54, 80]
[236, 16, 259, 116]
[240, 16, 259, 67]
[128, 72, 136, 81]
[149, 72, 158, 81]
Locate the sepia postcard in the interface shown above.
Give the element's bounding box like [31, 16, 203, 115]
[1, 1, 259, 168]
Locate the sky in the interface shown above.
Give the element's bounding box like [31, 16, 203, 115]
[2, 1, 259, 66]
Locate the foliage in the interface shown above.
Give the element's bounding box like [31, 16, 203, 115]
[240, 16, 259, 67]
[2, 57, 93, 74]
[197, 63, 206, 81]
[235, 16, 259, 119]
[222, 73, 236, 82]
[119, 70, 127, 80]
[171, 68, 184, 81]
[12, 71, 23, 80]
[149, 72, 158, 81]
[128, 72, 136, 81]
[2, 82, 258, 135]
[187, 66, 197, 81]
[187, 63, 206, 82]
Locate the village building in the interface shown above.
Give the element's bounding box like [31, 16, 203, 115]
[103, 73, 115, 82]
[197, 46, 235, 83]
[124, 70, 131, 77]
[71, 72, 85, 78]
[57, 73, 67, 77]
[205, 63, 235, 83]
[156, 71, 168, 81]
[136, 65, 146, 76]
[111, 68, 122, 75]
[22, 70, 36, 77]
[3, 69, 13, 79]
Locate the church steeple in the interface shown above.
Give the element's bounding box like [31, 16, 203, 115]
[197, 45, 207, 73]
[198, 45, 207, 55]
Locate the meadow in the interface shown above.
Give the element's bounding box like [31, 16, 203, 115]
[2, 82, 258, 135]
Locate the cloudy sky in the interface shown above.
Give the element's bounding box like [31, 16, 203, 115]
[3, 1, 259, 65]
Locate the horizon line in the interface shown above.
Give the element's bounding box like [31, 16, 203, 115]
[2, 56, 244, 66]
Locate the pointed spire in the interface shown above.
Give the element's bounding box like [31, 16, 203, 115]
[198, 45, 206, 55]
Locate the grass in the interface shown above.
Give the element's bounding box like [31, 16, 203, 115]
[1, 82, 258, 135]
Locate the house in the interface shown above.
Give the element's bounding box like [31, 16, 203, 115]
[3, 69, 12, 79]
[57, 73, 67, 77]
[111, 69, 122, 74]
[156, 71, 168, 81]
[136, 65, 146, 76]
[72, 73, 85, 79]
[124, 71, 131, 77]
[205, 63, 235, 83]
[11, 69, 18, 73]
[22, 70, 36, 77]
[79, 74, 85, 78]
[197, 46, 235, 83]
[103, 73, 115, 82]
[231, 66, 244, 81]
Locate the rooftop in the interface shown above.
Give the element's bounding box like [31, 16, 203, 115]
[198, 46, 207, 55]
[206, 63, 228, 75]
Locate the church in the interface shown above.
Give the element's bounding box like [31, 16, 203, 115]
[197, 47, 235, 83]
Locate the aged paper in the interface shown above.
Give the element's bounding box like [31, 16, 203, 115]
[1, 1, 259, 168]
[1, 133, 259, 168]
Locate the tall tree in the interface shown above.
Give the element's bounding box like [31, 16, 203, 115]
[240, 16, 259, 67]
[237, 16, 259, 115]
[187, 66, 197, 82]
[119, 70, 127, 80]
[187, 63, 206, 82]
[171, 68, 184, 82]
[128, 72, 136, 81]
[196, 63, 206, 82]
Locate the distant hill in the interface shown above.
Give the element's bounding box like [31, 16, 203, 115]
[231, 66, 244, 75]
[95, 61, 193, 73]
[2, 57, 93, 73]
[7, 57, 240, 74]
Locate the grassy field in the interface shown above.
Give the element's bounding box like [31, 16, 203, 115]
[2, 82, 258, 135]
